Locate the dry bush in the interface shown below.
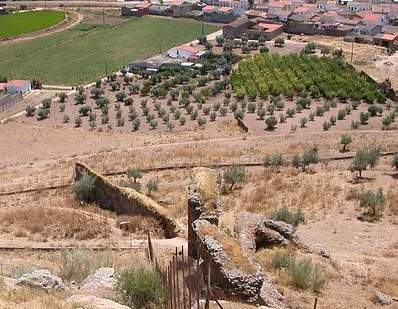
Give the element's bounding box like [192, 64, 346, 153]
[116, 215, 164, 238]
[0, 207, 111, 240]
[59, 249, 113, 284]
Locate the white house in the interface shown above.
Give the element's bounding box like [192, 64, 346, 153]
[4, 80, 31, 95]
[167, 44, 204, 60]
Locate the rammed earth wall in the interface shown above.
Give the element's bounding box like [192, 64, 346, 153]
[75, 162, 181, 239]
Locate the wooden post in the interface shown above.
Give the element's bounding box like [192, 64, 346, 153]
[188, 255, 192, 308]
[175, 248, 180, 309]
[196, 256, 200, 309]
[147, 231, 154, 264]
[205, 262, 210, 309]
[181, 246, 186, 309]
[313, 297, 318, 309]
[173, 257, 177, 309]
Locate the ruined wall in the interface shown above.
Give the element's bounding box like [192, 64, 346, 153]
[75, 162, 181, 239]
[187, 167, 221, 258]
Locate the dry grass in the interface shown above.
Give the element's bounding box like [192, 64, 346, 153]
[0, 206, 111, 240]
[116, 215, 164, 238]
[200, 224, 256, 274]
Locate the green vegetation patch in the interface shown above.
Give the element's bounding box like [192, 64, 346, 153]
[231, 53, 385, 103]
[0, 16, 219, 85]
[0, 10, 65, 39]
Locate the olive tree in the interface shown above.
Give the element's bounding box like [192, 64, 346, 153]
[224, 165, 246, 191]
[359, 188, 385, 220]
[340, 134, 352, 152]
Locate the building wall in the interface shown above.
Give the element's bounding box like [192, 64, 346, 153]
[6, 83, 31, 95]
[167, 48, 194, 59]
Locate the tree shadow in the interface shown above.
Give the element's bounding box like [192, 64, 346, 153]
[348, 176, 375, 184]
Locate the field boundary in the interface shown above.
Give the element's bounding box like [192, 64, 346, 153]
[1, 151, 396, 197]
[0, 10, 83, 46]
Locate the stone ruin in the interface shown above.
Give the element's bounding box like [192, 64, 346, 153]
[75, 162, 181, 239]
[187, 167, 328, 308]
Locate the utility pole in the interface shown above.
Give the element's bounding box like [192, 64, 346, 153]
[350, 41, 354, 63]
[102, 9, 105, 25]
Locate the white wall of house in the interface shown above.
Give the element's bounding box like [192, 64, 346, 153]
[167, 48, 194, 59]
[6, 83, 31, 95]
[347, 2, 372, 11]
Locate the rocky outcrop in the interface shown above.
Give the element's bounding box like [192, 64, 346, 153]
[75, 162, 181, 239]
[188, 167, 221, 258]
[234, 212, 307, 255]
[67, 295, 130, 309]
[80, 268, 116, 292]
[16, 269, 64, 291]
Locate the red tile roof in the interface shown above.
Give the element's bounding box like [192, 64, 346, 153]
[255, 23, 284, 32]
[375, 33, 398, 41]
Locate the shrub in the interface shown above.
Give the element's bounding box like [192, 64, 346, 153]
[323, 121, 331, 131]
[128, 168, 142, 183]
[74, 174, 96, 202]
[265, 116, 278, 130]
[25, 105, 36, 117]
[329, 115, 336, 126]
[274, 37, 285, 47]
[146, 179, 158, 196]
[58, 92, 68, 102]
[359, 187, 386, 219]
[210, 112, 217, 121]
[37, 108, 50, 120]
[272, 207, 305, 227]
[74, 92, 86, 105]
[75, 116, 82, 127]
[271, 249, 296, 269]
[115, 266, 165, 308]
[79, 105, 91, 117]
[59, 103, 65, 112]
[224, 165, 245, 191]
[289, 258, 327, 292]
[263, 154, 284, 171]
[299, 117, 308, 128]
[63, 114, 70, 123]
[340, 134, 352, 152]
[351, 146, 381, 178]
[360, 112, 370, 124]
[292, 148, 319, 172]
[116, 91, 127, 102]
[337, 109, 346, 120]
[132, 118, 141, 131]
[60, 249, 113, 284]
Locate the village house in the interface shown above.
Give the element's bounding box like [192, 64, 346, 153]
[0, 80, 31, 95]
[202, 5, 237, 22]
[167, 44, 206, 60]
[222, 16, 253, 37]
[247, 22, 285, 39]
[121, 3, 151, 17]
[373, 32, 398, 49]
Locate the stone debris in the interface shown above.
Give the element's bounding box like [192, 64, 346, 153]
[16, 269, 64, 291]
[80, 268, 117, 291]
[375, 291, 393, 306]
[67, 294, 130, 309]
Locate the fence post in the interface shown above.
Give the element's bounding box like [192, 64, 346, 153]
[205, 261, 210, 309]
[181, 246, 186, 309]
[147, 230, 154, 264]
[175, 247, 180, 309]
[313, 297, 318, 309]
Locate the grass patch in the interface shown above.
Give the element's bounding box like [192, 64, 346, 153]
[0, 16, 219, 85]
[115, 265, 165, 309]
[0, 10, 65, 39]
[59, 249, 113, 284]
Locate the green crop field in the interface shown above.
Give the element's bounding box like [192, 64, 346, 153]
[0, 16, 219, 85]
[0, 10, 65, 39]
